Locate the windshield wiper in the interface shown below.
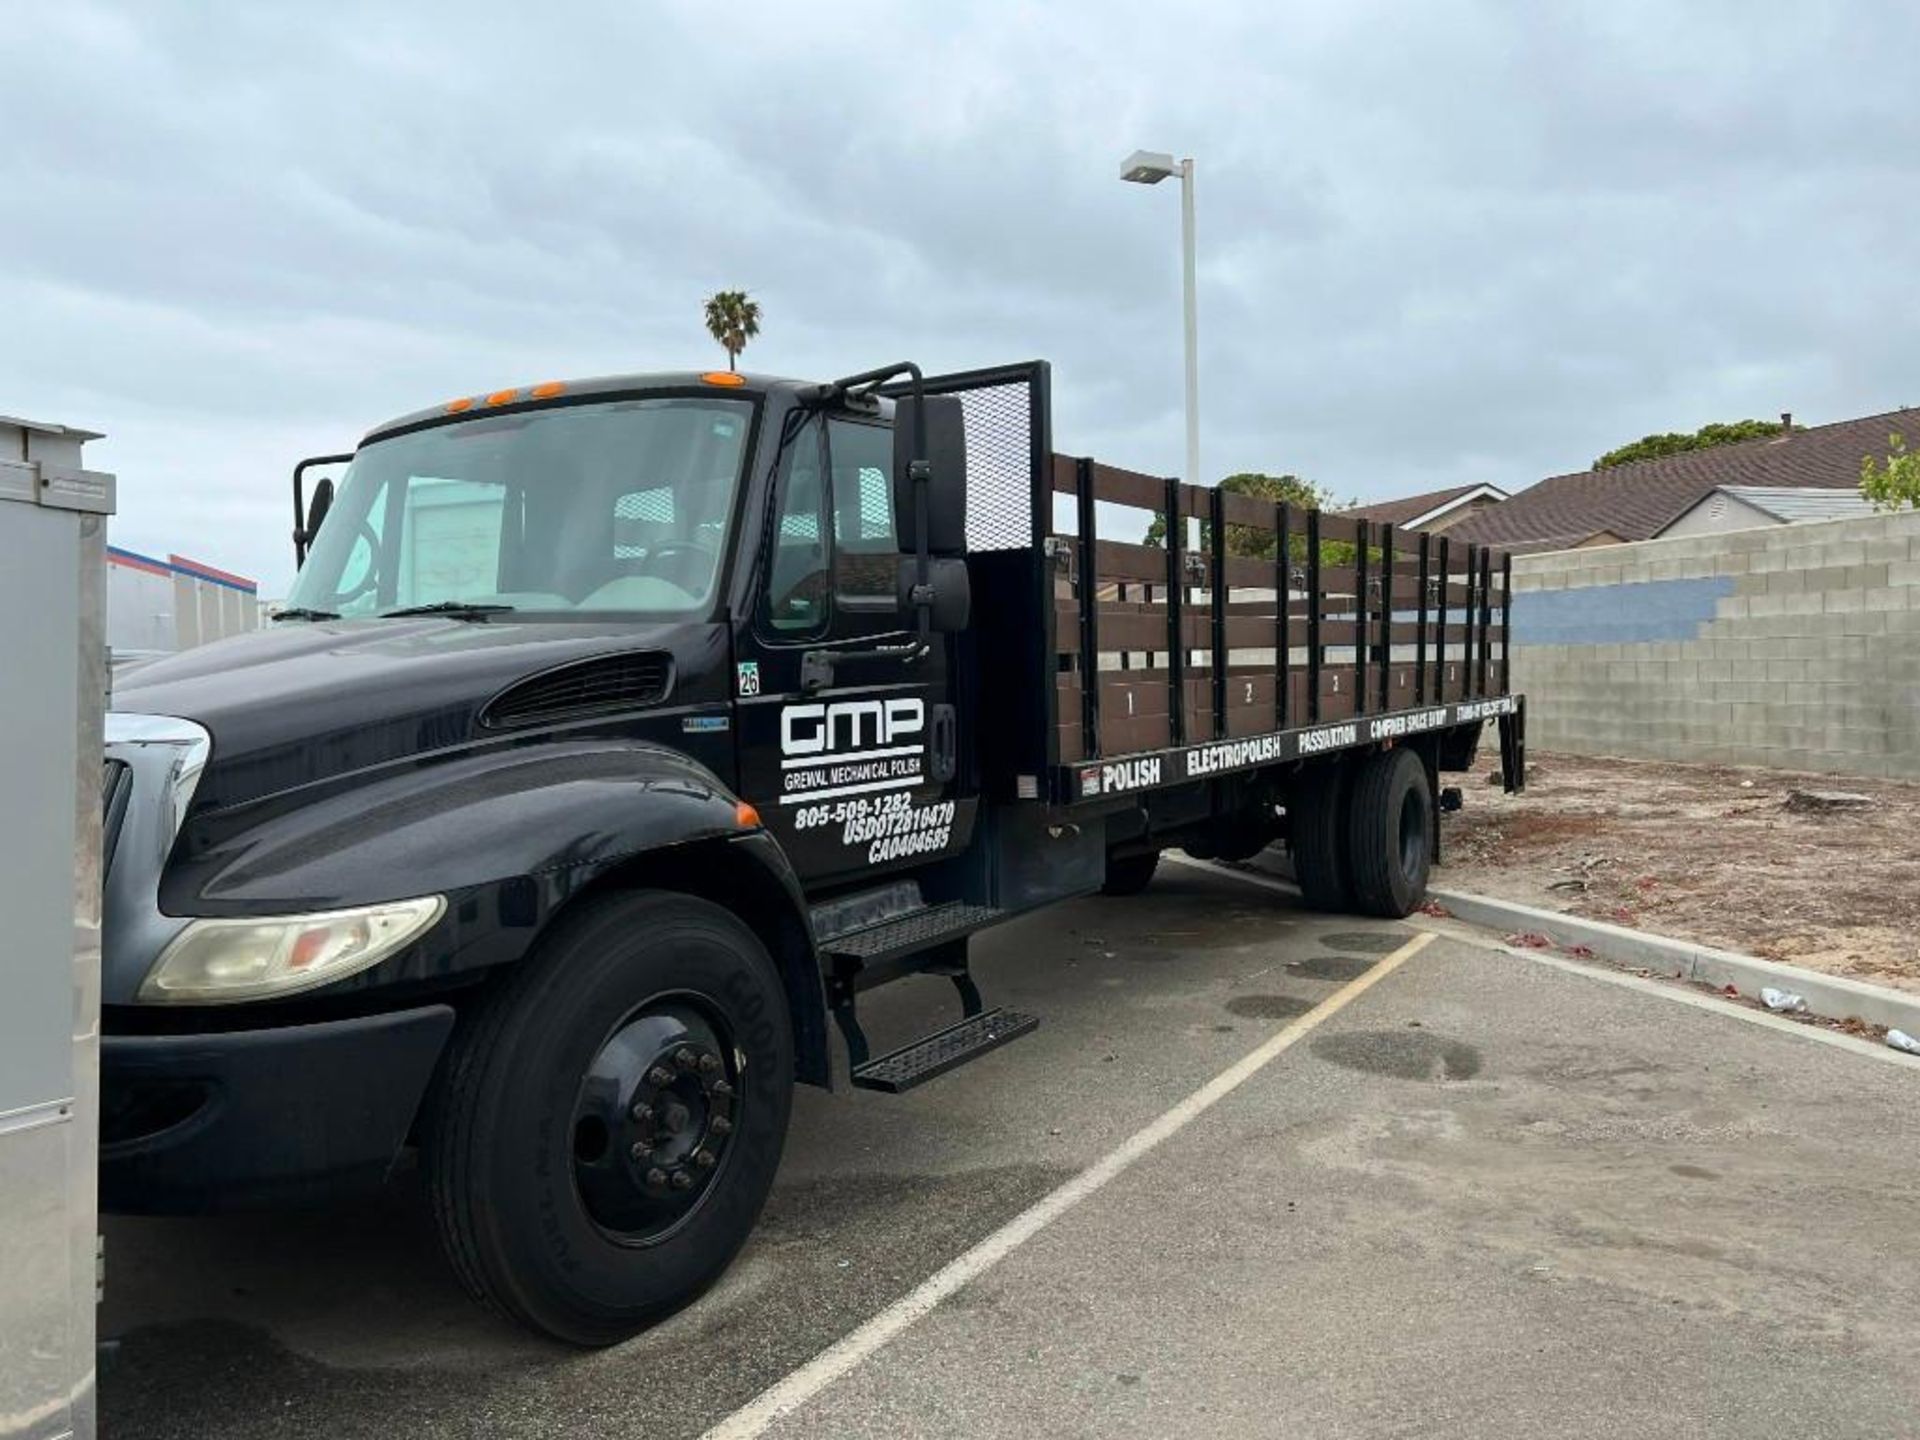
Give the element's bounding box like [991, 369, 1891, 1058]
[271, 607, 341, 622]
[378, 601, 517, 621]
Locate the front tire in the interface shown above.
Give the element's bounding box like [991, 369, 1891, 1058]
[1346, 748, 1434, 918]
[426, 890, 793, 1346]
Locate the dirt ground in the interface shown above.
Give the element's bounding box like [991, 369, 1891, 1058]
[1438, 750, 1920, 993]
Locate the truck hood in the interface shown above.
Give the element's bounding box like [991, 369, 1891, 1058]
[111, 617, 726, 812]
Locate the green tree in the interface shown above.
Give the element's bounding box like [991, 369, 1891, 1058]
[1593, 418, 1785, 470]
[1862, 432, 1920, 511]
[1144, 472, 1341, 558]
[702, 289, 761, 371]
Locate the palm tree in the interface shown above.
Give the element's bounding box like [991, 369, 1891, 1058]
[702, 290, 762, 372]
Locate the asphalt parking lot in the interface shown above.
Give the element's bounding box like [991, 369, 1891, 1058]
[99, 862, 1920, 1439]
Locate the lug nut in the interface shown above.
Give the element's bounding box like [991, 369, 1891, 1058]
[698, 1053, 721, 1075]
[710, 1080, 734, 1100]
[629, 1102, 653, 1123]
[629, 1142, 650, 1162]
[674, 1047, 697, 1070]
[694, 1148, 716, 1168]
[646, 1167, 667, 1187]
[646, 1066, 673, 1087]
[670, 1171, 694, 1191]
[709, 1116, 732, 1137]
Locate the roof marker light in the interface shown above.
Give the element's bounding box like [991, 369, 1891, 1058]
[446, 397, 475, 413]
[484, 388, 519, 407]
[530, 381, 567, 399]
[701, 372, 747, 388]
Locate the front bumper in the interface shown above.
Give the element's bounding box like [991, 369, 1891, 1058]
[100, 1004, 455, 1213]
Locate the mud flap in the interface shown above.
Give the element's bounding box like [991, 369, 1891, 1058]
[1498, 700, 1527, 794]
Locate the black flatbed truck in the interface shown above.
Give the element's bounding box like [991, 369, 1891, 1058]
[99, 360, 1523, 1343]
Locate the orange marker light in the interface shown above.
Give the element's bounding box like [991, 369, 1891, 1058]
[701, 371, 747, 387]
[484, 388, 519, 407]
[530, 381, 567, 399]
[445, 397, 475, 413]
[734, 802, 761, 829]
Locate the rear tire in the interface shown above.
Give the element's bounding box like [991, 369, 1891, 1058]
[1346, 748, 1434, 918]
[1288, 762, 1353, 911]
[1101, 850, 1160, 896]
[425, 890, 793, 1346]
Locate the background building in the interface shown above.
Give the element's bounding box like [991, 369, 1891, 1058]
[1658, 485, 1879, 538]
[1342, 482, 1508, 534]
[106, 545, 261, 655]
[1447, 405, 1917, 554]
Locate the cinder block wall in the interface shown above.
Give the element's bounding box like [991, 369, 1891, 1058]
[1509, 509, 1920, 778]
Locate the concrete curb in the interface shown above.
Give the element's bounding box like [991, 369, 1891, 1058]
[1427, 885, 1920, 1036]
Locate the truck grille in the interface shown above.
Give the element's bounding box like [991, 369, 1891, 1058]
[102, 758, 132, 874]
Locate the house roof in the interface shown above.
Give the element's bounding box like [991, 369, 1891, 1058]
[1714, 486, 1879, 525]
[1447, 406, 1920, 553]
[1341, 482, 1507, 530]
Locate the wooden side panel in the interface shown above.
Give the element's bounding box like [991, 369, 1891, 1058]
[1097, 668, 1175, 753]
[1316, 671, 1357, 720]
[1224, 672, 1278, 736]
[1047, 451, 1512, 765]
[1093, 539, 1171, 583]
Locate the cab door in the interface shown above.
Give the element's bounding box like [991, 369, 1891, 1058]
[734, 409, 975, 887]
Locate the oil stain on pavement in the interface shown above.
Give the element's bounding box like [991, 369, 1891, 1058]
[1312, 1029, 1483, 1082]
[1317, 931, 1408, 954]
[1226, 994, 1316, 1021]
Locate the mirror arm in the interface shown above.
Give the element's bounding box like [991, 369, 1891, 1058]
[909, 454, 933, 655]
[291, 453, 354, 567]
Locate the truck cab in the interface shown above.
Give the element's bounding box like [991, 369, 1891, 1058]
[102, 366, 1024, 1342]
[274, 368, 984, 891]
[100, 361, 1522, 1345]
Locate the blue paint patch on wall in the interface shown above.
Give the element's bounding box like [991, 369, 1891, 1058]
[1512, 576, 1733, 646]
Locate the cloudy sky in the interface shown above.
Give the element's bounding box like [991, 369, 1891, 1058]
[5, 1, 1917, 595]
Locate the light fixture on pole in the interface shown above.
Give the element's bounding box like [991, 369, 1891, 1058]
[1120, 149, 1200, 489]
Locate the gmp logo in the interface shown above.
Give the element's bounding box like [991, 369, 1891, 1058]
[781, 698, 925, 757]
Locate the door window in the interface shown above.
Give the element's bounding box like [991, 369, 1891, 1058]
[764, 419, 830, 634]
[761, 415, 905, 638]
[828, 418, 897, 608]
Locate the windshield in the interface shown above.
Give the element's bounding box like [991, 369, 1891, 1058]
[286, 396, 754, 619]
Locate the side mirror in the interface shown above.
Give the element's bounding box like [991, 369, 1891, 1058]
[891, 393, 967, 555]
[292, 452, 353, 566]
[898, 555, 970, 634]
[306, 477, 335, 542]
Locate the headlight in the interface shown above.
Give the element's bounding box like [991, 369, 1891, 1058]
[138, 896, 446, 1004]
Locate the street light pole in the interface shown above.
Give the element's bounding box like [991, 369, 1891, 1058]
[1121, 149, 1201, 487]
[1177, 157, 1199, 491]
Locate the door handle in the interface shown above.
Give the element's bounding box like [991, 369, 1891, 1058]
[929, 703, 957, 784]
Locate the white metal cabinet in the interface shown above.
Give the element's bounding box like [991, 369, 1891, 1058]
[0, 416, 114, 1440]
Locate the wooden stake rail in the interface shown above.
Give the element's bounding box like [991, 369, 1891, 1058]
[1051, 454, 1515, 768]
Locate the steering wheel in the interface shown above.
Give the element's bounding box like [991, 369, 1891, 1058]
[641, 538, 720, 594]
[332, 519, 383, 605]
